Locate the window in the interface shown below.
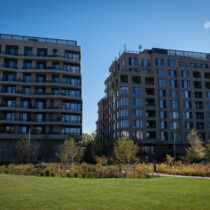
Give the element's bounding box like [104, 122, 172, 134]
[36, 75, 45, 83]
[37, 48, 47, 57]
[185, 122, 193, 129]
[121, 109, 128, 117]
[52, 76, 59, 83]
[35, 114, 43, 122]
[20, 126, 27, 134]
[133, 98, 142, 106]
[23, 60, 32, 69]
[160, 111, 167, 118]
[201, 64, 208, 68]
[158, 79, 165, 87]
[159, 100, 166, 108]
[171, 132, 179, 141]
[121, 120, 129, 128]
[181, 70, 189, 78]
[142, 59, 150, 67]
[169, 90, 177, 98]
[132, 87, 142, 95]
[6, 45, 18, 55]
[132, 109, 142, 117]
[21, 100, 29, 108]
[183, 112, 192, 119]
[24, 47, 32, 56]
[189, 63, 197, 68]
[20, 113, 28, 121]
[179, 62, 186, 67]
[169, 80, 177, 88]
[23, 74, 31, 82]
[168, 59, 176, 67]
[168, 70, 177, 77]
[182, 80, 190, 88]
[170, 100, 178, 109]
[170, 112, 178, 119]
[121, 60, 125, 67]
[160, 131, 168, 141]
[22, 87, 30, 94]
[156, 69, 164, 76]
[35, 101, 44, 109]
[183, 101, 192, 109]
[133, 120, 142, 128]
[182, 91, 191, 98]
[159, 90, 166, 97]
[129, 57, 138, 65]
[170, 122, 179, 129]
[156, 58, 164, 66]
[120, 97, 128, 106]
[207, 92, 210, 99]
[36, 62, 46, 69]
[160, 121, 167, 129]
[120, 87, 128, 94]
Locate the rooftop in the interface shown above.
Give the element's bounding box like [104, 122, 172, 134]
[0, 33, 77, 46]
[115, 47, 210, 62]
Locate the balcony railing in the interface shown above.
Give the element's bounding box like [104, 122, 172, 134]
[0, 104, 82, 111]
[0, 117, 82, 124]
[0, 51, 80, 61]
[1, 65, 80, 74]
[0, 91, 81, 98]
[0, 79, 81, 86]
[0, 33, 77, 46]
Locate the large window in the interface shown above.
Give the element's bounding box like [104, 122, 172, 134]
[121, 109, 128, 117]
[120, 87, 128, 94]
[181, 70, 189, 78]
[182, 91, 191, 98]
[155, 58, 164, 66]
[169, 80, 177, 88]
[133, 120, 142, 128]
[168, 70, 177, 77]
[182, 80, 190, 88]
[121, 120, 129, 128]
[158, 79, 165, 87]
[132, 109, 142, 117]
[170, 112, 179, 119]
[133, 97, 142, 106]
[169, 90, 177, 98]
[129, 57, 138, 66]
[120, 97, 128, 106]
[183, 101, 192, 109]
[170, 100, 178, 109]
[132, 87, 141, 95]
[156, 69, 164, 76]
[168, 59, 176, 67]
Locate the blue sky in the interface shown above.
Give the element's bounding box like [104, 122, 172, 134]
[0, 0, 210, 134]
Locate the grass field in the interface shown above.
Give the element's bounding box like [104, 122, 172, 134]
[0, 174, 209, 210]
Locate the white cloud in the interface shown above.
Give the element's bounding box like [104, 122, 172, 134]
[204, 21, 210, 29]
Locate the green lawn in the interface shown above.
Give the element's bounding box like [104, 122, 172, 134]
[0, 174, 209, 210]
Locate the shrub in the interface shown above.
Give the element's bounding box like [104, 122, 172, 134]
[45, 170, 51, 177]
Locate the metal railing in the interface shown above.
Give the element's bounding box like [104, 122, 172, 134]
[0, 33, 77, 46]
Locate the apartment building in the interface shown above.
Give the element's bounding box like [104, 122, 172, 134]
[0, 34, 82, 162]
[97, 47, 210, 158]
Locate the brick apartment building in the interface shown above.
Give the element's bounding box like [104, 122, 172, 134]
[97, 47, 210, 159]
[0, 34, 82, 162]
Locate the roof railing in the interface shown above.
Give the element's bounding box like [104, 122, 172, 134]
[0, 33, 77, 46]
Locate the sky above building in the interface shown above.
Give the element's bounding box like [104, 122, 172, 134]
[0, 0, 210, 134]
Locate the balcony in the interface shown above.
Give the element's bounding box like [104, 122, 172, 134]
[0, 104, 82, 112]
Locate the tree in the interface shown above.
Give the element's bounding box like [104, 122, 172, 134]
[57, 138, 83, 164]
[83, 136, 103, 163]
[113, 137, 139, 165]
[186, 129, 205, 162]
[166, 154, 174, 174]
[16, 135, 40, 163]
[205, 144, 210, 163]
[82, 133, 93, 145]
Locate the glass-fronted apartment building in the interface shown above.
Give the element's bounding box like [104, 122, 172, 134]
[0, 34, 82, 162]
[96, 48, 210, 159]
